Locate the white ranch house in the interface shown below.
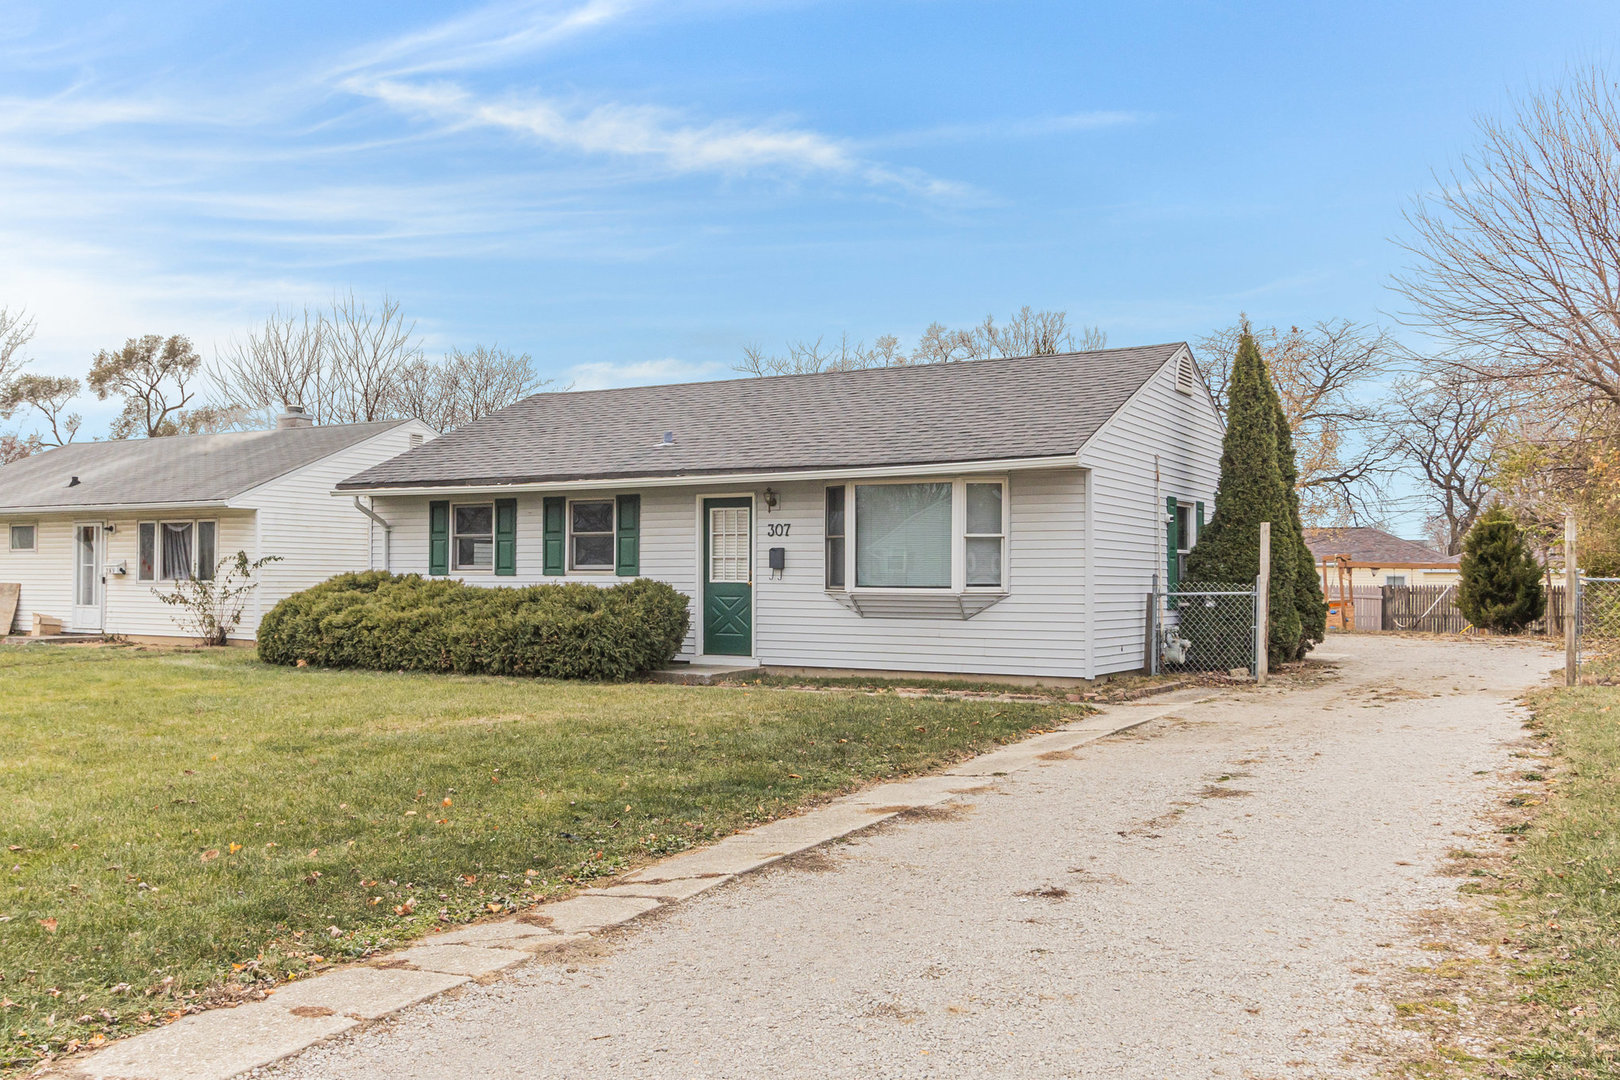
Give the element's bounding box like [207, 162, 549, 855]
[0, 413, 434, 641]
[336, 344, 1223, 680]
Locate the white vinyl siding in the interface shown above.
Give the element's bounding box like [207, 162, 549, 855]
[0, 420, 435, 641]
[1078, 348, 1222, 676]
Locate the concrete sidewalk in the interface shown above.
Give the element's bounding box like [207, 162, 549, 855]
[55, 688, 1210, 1080]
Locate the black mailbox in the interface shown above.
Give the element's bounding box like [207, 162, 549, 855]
[768, 546, 786, 571]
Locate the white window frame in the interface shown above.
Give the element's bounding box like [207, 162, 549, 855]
[1385, 574, 1407, 587]
[154, 519, 218, 581]
[8, 522, 37, 552]
[451, 502, 496, 574]
[834, 477, 1010, 595]
[1175, 502, 1195, 581]
[567, 497, 617, 573]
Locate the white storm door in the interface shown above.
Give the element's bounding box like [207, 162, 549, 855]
[71, 523, 104, 632]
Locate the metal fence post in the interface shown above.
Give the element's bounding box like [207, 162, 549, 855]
[1256, 522, 1271, 686]
[1566, 514, 1578, 687]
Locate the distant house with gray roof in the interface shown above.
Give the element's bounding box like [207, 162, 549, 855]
[335, 344, 1223, 680]
[0, 411, 434, 640]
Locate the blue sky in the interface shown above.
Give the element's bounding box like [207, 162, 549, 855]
[2, 0, 1616, 521]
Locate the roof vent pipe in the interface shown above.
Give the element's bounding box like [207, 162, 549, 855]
[67, 475, 80, 487]
[659, 431, 674, 446]
[277, 405, 314, 430]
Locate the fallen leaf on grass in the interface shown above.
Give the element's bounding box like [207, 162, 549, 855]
[38, 917, 57, 933]
[200, 849, 219, 863]
[228, 842, 242, 854]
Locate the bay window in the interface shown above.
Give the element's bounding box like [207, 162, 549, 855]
[829, 478, 1008, 592]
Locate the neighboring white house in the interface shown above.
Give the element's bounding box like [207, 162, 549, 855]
[0, 411, 435, 641]
[336, 344, 1224, 680]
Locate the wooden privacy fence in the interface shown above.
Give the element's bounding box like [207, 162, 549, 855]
[1323, 582, 1572, 635]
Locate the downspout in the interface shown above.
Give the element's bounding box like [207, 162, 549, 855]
[353, 497, 391, 572]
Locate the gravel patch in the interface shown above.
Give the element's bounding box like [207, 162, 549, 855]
[255, 635, 1556, 1080]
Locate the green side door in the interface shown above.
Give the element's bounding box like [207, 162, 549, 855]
[702, 497, 752, 656]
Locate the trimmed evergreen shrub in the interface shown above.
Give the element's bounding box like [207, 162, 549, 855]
[1457, 506, 1545, 633]
[257, 573, 691, 681]
[1184, 329, 1302, 666]
[1271, 381, 1327, 657]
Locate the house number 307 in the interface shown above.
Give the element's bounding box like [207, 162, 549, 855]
[765, 523, 791, 537]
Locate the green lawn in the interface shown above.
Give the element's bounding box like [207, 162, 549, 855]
[1498, 681, 1620, 1075]
[0, 643, 1071, 1070]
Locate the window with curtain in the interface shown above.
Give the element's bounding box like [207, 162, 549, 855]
[196, 521, 216, 580]
[160, 522, 193, 580]
[453, 505, 494, 571]
[570, 500, 614, 570]
[855, 482, 953, 588]
[8, 524, 35, 551]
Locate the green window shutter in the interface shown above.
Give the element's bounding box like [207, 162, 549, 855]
[494, 498, 517, 576]
[1195, 501, 1205, 544]
[542, 496, 566, 576]
[615, 494, 641, 576]
[428, 500, 449, 576]
[1165, 495, 1179, 592]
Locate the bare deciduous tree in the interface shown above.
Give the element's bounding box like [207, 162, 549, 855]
[1388, 365, 1505, 554]
[0, 305, 36, 387]
[213, 297, 546, 433]
[394, 346, 548, 432]
[1197, 317, 1399, 525]
[0, 374, 82, 447]
[738, 307, 1106, 377]
[1393, 68, 1620, 407]
[88, 334, 222, 438]
[324, 292, 422, 424]
[210, 306, 326, 426]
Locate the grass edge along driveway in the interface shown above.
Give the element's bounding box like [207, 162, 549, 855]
[1386, 676, 1620, 1077]
[1, 643, 1080, 1073]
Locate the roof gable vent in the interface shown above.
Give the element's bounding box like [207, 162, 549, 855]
[1175, 353, 1196, 395]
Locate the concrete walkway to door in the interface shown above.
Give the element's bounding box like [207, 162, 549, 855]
[239, 634, 1556, 1080]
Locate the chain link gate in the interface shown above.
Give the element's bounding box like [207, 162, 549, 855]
[1149, 582, 1260, 678]
[1578, 576, 1620, 674]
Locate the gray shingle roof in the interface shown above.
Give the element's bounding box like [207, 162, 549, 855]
[338, 344, 1186, 490]
[0, 421, 408, 512]
[1303, 527, 1460, 566]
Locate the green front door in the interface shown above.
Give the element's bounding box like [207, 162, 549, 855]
[703, 497, 752, 656]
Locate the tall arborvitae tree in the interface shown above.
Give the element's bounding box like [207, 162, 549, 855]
[1457, 505, 1544, 632]
[1185, 329, 1302, 665]
[1271, 379, 1328, 657]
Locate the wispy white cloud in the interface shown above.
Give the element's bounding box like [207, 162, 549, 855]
[869, 110, 1145, 150]
[565, 355, 732, 390]
[328, 0, 646, 81]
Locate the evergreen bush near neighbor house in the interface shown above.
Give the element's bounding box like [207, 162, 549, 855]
[1271, 379, 1328, 657]
[1458, 505, 1545, 633]
[257, 573, 690, 680]
[1184, 327, 1304, 666]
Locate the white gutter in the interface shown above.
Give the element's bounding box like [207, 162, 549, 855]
[0, 500, 233, 517]
[332, 453, 1082, 499]
[352, 497, 391, 572]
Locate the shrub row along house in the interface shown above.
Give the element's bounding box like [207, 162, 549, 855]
[0, 344, 1222, 679]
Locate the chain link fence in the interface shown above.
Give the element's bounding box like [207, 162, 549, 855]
[1579, 577, 1620, 671]
[1152, 582, 1259, 677]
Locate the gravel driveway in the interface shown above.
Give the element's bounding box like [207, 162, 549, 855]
[258, 634, 1555, 1080]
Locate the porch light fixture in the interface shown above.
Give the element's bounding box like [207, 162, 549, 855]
[762, 487, 779, 511]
